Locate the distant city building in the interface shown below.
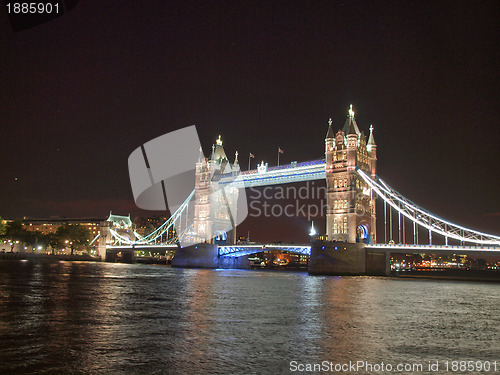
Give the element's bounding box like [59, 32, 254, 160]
[133, 216, 176, 239]
[22, 217, 104, 238]
[18, 213, 179, 250]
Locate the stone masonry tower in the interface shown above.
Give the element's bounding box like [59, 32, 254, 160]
[193, 136, 240, 245]
[325, 105, 377, 243]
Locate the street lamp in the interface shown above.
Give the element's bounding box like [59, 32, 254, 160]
[309, 221, 317, 237]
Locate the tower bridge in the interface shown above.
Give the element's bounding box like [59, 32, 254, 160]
[99, 105, 500, 274]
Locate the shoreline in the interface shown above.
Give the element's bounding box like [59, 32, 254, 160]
[0, 252, 100, 262]
[2, 255, 499, 282]
[391, 270, 500, 282]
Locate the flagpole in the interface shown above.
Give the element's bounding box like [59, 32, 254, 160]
[248, 153, 251, 171]
[277, 147, 280, 166]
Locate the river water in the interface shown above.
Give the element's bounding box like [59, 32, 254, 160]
[0, 261, 499, 374]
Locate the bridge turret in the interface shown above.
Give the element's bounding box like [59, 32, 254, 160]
[197, 146, 203, 163]
[232, 151, 240, 172]
[325, 118, 335, 172]
[326, 117, 334, 139]
[367, 125, 377, 178]
[346, 106, 358, 170]
[196, 147, 204, 172]
[342, 104, 360, 136]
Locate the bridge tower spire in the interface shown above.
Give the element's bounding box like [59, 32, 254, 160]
[325, 105, 377, 244]
[367, 125, 377, 178]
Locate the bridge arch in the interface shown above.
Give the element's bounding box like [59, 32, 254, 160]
[356, 223, 370, 241]
[214, 230, 228, 243]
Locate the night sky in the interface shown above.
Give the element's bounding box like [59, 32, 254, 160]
[1, 1, 499, 243]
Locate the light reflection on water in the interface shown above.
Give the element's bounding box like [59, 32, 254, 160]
[0, 261, 499, 374]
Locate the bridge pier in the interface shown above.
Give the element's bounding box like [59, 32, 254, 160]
[308, 240, 389, 276]
[171, 243, 219, 268]
[218, 254, 251, 269]
[365, 249, 391, 276]
[105, 248, 136, 263]
[171, 243, 251, 268]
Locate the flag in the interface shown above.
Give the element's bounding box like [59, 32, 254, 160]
[278, 147, 284, 154]
[249, 153, 255, 158]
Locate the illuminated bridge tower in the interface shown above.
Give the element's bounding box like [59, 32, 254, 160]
[193, 136, 240, 245]
[325, 105, 377, 243]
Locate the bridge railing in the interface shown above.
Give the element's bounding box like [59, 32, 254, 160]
[368, 243, 500, 250]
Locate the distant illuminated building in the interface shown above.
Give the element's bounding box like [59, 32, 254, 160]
[22, 217, 104, 239]
[134, 216, 176, 239]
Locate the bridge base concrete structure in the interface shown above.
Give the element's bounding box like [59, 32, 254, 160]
[308, 241, 389, 276]
[170, 241, 389, 275]
[106, 242, 499, 276]
[171, 243, 251, 269]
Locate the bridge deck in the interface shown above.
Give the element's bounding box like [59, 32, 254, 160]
[218, 243, 500, 257]
[107, 244, 178, 250]
[217, 160, 326, 188]
[366, 244, 500, 256]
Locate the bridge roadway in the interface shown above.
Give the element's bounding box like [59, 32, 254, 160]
[215, 159, 326, 188]
[108, 244, 178, 252]
[106, 243, 500, 258]
[218, 243, 500, 257]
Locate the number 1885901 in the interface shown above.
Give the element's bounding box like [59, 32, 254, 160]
[444, 360, 497, 372]
[6, 2, 60, 14]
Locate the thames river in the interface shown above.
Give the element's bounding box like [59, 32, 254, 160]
[0, 261, 499, 374]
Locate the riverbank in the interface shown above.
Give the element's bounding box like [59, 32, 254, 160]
[0, 252, 100, 262]
[391, 270, 500, 282]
